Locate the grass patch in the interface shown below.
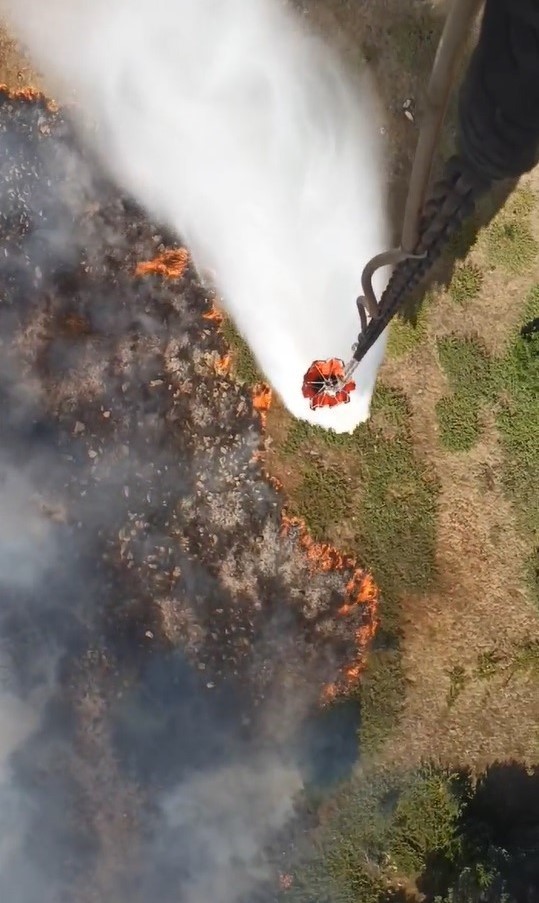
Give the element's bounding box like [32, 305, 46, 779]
[494, 288, 539, 607]
[511, 639, 539, 679]
[286, 765, 468, 903]
[449, 263, 483, 306]
[351, 388, 439, 601]
[357, 650, 406, 759]
[506, 184, 536, 219]
[486, 220, 538, 275]
[495, 288, 539, 541]
[386, 309, 428, 359]
[294, 466, 352, 541]
[283, 388, 439, 601]
[436, 391, 481, 451]
[435, 336, 497, 450]
[219, 317, 262, 385]
[280, 420, 351, 456]
[485, 184, 538, 275]
[436, 336, 498, 398]
[436, 289, 538, 605]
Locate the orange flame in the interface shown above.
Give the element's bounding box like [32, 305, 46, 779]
[213, 354, 231, 376]
[252, 383, 272, 427]
[202, 303, 223, 324]
[0, 84, 59, 112]
[281, 514, 380, 701]
[135, 248, 189, 279]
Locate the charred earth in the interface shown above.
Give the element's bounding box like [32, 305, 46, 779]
[0, 90, 376, 902]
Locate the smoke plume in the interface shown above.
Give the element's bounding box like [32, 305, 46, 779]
[1, 0, 390, 432]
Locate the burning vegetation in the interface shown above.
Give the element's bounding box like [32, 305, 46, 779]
[135, 247, 190, 279]
[0, 86, 380, 901]
[143, 246, 380, 699]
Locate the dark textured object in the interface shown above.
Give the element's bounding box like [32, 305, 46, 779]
[352, 155, 489, 362]
[458, 0, 539, 181]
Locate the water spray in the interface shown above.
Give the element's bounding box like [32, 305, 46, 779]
[302, 0, 485, 410]
[1, 0, 537, 432]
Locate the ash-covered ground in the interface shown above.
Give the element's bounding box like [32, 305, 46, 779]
[0, 92, 372, 903]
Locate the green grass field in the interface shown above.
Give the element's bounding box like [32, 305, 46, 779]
[224, 177, 539, 901]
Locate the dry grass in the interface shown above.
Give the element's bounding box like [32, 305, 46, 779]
[268, 0, 539, 775]
[0, 23, 39, 87]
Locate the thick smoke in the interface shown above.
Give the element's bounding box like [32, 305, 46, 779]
[1, 0, 390, 432]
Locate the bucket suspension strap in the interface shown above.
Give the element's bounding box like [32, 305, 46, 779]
[302, 0, 487, 406]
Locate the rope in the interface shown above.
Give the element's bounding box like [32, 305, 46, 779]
[352, 155, 491, 363]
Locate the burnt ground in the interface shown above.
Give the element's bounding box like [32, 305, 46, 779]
[0, 93, 375, 902]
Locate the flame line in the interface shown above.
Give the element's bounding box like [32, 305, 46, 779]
[134, 247, 381, 700]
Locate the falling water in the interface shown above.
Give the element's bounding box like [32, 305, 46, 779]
[2, 0, 390, 431]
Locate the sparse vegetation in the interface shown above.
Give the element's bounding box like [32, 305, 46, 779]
[386, 308, 428, 358]
[220, 316, 262, 385]
[295, 466, 353, 541]
[476, 650, 501, 680]
[436, 391, 481, 451]
[511, 639, 539, 678]
[486, 220, 538, 275]
[449, 263, 483, 306]
[506, 184, 537, 219]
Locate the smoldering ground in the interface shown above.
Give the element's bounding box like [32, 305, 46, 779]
[0, 94, 372, 902]
[1, 0, 391, 432]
